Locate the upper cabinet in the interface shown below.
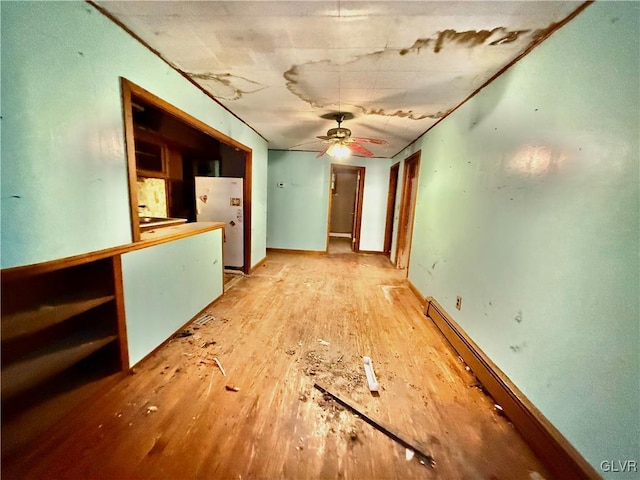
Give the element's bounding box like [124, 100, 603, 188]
[134, 130, 167, 178]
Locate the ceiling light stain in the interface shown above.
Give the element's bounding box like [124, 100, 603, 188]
[188, 72, 267, 101]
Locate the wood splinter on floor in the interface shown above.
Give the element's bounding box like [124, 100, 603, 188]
[363, 356, 379, 392]
[213, 357, 226, 376]
[313, 383, 435, 468]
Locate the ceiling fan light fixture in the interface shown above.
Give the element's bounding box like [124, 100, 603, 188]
[328, 142, 351, 159]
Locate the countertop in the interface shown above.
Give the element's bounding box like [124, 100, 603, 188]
[3, 222, 226, 278]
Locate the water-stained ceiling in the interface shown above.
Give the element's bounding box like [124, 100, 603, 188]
[95, 1, 586, 157]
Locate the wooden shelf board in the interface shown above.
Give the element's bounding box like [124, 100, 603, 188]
[1, 370, 123, 460]
[1, 330, 118, 400]
[2, 294, 115, 342]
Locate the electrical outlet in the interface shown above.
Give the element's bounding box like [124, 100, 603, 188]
[456, 296, 462, 311]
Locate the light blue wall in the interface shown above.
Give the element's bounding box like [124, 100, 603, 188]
[267, 150, 391, 251]
[1, 1, 267, 269]
[250, 142, 269, 265]
[267, 151, 330, 251]
[399, 2, 639, 476]
[121, 229, 223, 367]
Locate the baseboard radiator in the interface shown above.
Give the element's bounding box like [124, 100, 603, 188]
[424, 297, 600, 480]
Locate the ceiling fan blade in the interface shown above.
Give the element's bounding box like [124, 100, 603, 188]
[316, 135, 333, 140]
[352, 137, 388, 145]
[349, 142, 375, 157]
[316, 143, 332, 158]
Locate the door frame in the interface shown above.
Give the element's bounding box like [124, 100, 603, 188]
[395, 151, 421, 270]
[384, 162, 400, 255]
[121, 78, 253, 274]
[326, 164, 365, 252]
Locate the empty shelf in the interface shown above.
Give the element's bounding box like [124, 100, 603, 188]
[1, 327, 117, 400]
[1, 294, 114, 342]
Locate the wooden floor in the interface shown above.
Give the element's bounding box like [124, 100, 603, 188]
[328, 236, 352, 254]
[3, 250, 550, 479]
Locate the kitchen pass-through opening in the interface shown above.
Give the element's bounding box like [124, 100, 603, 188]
[121, 78, 253, 274]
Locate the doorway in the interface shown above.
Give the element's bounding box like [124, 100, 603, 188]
[327, 164, 365, 253]
[384, 162, 400, 255]
[395, 151, 421, 269]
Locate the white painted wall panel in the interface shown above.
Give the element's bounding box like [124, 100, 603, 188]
[121, 229, 223, 367]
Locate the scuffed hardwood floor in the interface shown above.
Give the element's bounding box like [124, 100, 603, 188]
[3, 250, 550, 479]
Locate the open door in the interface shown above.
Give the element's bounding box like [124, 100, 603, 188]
[384, 162, 400, 255]
[396, 152, 420, 269]
[327, 164, 365, 252]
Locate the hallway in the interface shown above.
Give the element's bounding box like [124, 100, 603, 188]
[4, 251, 548, 479]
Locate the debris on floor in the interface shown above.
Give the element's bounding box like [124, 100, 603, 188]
[173, 330, 193, 338]
[363, 356, 380, 393]
[316, 392, 345, 415]
[285, 349, 296, 355]
[469, 380, 490, 396]
[317, 339, 330, 346]
[406, 449, 415, 461]
[146, 406, 158, 414]
[202, 341, 217, 348]
[225, 385, 240, 392]
[302, 351, 364, 393]
[213, 357, 226, 376]
[314, 383, 435, 468]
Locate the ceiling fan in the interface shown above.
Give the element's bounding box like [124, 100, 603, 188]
[316, 113, 388, 159]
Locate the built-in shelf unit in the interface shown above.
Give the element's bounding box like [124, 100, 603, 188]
[1, 256, 128, 458]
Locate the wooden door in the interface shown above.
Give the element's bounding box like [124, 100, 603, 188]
[384, 162, 400, 255]
[395, 152, 420, 269]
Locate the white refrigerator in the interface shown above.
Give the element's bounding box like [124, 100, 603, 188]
[195, 176, 244, 269]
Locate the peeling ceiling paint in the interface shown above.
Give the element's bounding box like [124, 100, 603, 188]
[187, 72, 267, 101]
[96, 1, 586, 157]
